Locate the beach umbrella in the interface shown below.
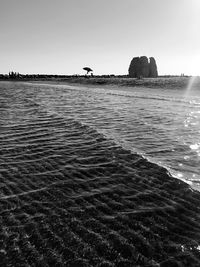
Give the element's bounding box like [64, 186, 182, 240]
[83, 67, 93, 75]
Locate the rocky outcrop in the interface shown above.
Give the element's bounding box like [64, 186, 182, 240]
[140, 56, 150, 77]
[128, 57, 140, 78]
[149, 57, 158, 77]
[128, 56, 158, 78]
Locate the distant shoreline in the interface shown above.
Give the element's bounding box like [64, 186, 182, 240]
[1, 76, 200, 90]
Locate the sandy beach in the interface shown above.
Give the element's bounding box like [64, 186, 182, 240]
[0, 80, 200, 266]
[1, 0, 200, 265]
[23, 76, 200, 90]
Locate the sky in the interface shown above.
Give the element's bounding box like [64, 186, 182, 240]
[0, 0, 200, 75]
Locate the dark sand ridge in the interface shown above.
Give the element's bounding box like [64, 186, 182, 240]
[0, 81, 200, 266]
[26, 76, 200, 90]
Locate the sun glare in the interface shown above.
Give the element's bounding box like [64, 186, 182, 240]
[184, 76, 197, 98]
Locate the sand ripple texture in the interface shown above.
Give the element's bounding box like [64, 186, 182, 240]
[0, 82, 200, 267]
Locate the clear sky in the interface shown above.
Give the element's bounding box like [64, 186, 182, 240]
[0, 0, 199, 75]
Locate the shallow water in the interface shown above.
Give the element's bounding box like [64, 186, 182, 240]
[0, 81, 200, 189]
[1, 81, 200, 266]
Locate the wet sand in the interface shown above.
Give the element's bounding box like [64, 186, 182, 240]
[0, 81, 200, 266]
[27, 76, 200, 90]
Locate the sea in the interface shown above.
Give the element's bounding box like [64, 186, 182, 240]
[0, 80, 200, 191]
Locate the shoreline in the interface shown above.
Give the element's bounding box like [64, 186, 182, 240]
[1, 76, 200, 90]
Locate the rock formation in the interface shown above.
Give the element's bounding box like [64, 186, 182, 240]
[128, 56, 158, 78]
[139, 56, 150, 77]
[149, 57, 158, 77]
[128, 57, 140, 78]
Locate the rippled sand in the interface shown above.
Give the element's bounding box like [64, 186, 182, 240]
[1, 82, 200, 266]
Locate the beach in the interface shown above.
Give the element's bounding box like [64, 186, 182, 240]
[24, 76, 200, 90]
[0, 80, 200, 266]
